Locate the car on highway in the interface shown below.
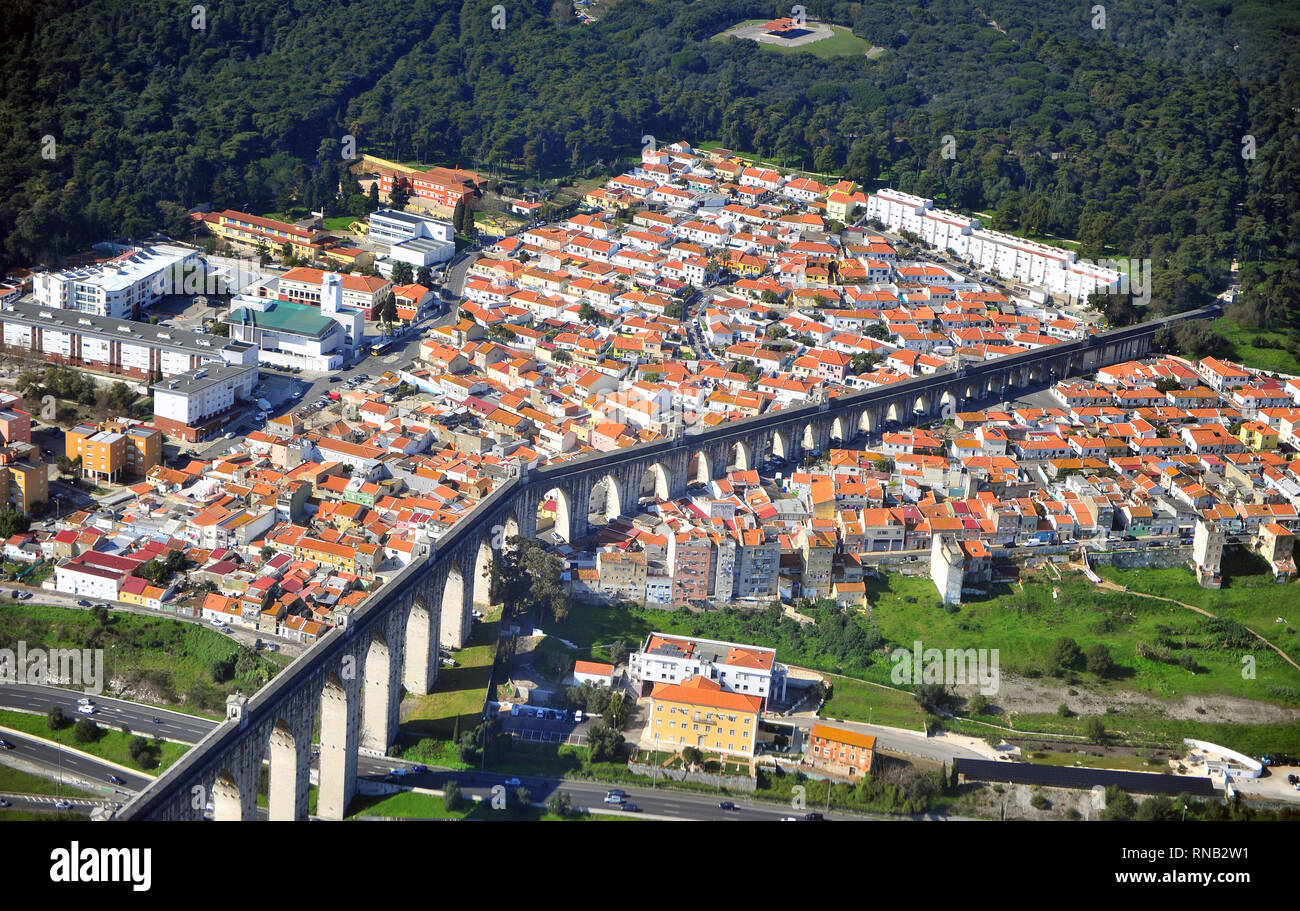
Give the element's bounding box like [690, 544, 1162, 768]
[621, 803, 640, 812]
[0, 739, 13, 750]
[411, 765, 428, 773]
[603, 794, 623, 805]
[107, 775, 125, 785]
[389, 767, 409, 777]
[152, 717, 162, 724]
[17, 591, 31, 600]
[53, 800, 73, 809]
[0, 799, 10, 808]
[718, 801, 736, 810]
[77, 703, 97, 715]
[804, 812, 824, 821]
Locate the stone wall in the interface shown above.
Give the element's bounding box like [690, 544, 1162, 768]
[627, 761, 757, 792]
[1088, 545, 1192, 570]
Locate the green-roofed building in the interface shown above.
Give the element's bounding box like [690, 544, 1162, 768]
[228, 298, 349, 371]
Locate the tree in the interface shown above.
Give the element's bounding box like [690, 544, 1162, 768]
[967, 694, 988, 715]
[443, 780, 463, 811]
[73, 718, 101, 743]
[47, 705, 68, 731]
[511, 786, 531, 816]
[586, 723, 624, 763]
[1085, 643, 1114, 678]
[608, 639, 628, 666]
[0, 511, 31, 538]
[416, 265, 433, 287]
[602, 692, 628, 730]
[391, 261, 413, 286]
[546, 790, 572, 819]
[681, 746, 704, 769]
[1100, 785, 1136, 821]
[368, 183, 380, 212]
[1084, 716, 1107, 742]
[389, 183, 411, 212]
[1051, 637, 1083, 673]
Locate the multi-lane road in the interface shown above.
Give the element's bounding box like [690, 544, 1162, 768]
[0, 683, 963, 820]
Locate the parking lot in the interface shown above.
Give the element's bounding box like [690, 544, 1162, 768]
[501, 705, 595, 746]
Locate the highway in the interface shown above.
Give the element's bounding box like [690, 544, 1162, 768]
[0, 683, 935, 820]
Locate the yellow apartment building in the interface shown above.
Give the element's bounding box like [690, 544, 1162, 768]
[649, 675, 761, 759]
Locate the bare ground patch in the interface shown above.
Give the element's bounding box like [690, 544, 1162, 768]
[957, 675, 1300, 726]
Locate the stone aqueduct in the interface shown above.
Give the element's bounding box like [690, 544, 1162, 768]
[116, 305, 1215, 820]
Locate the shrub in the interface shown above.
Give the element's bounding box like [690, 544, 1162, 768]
[443, 781, 462, 811]
[1030, 792, 1050, 810]
[73, 718, 100, 743]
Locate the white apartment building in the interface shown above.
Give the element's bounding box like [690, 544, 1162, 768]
[866, 188, 1122, 302]
[629, 632, 787, 701]
[152, 363, 257, 440]
[0, 301, 254, 380]
[34, 245, 201, 319]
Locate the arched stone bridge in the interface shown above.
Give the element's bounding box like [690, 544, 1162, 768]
[116, 305, 1215, 820]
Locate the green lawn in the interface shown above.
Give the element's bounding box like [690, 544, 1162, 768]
[713, 21, 877, 59]
[1208, 316, 1300, 375]
[820, 674, 928, 731]
[0, 764, 96, 798]
[0, 709, 187, 773]
[0, 603, 276, 715]
[1023, 749, 1172, 772]
[863, 566, 1300, 705]
[401, 604, 502, 738]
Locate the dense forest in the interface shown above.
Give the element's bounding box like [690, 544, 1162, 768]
[0, 0, 1296, 334]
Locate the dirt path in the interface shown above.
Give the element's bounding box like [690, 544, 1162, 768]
[1093, 578, 1300, 674]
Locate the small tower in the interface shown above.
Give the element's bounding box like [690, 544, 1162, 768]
[321, 272, 343, 316]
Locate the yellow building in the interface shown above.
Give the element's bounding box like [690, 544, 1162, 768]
[649, 676, 761, 759]
[66, 420, 162, 483]
[1237, 420, 1278, 451]
[0, 453, 48, 514]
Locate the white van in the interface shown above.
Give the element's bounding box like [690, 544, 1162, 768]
[77, 704, 96, 715]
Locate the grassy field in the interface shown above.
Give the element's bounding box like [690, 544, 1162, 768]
[347, 789, 626, 820]
[1208, 316, 1300, 375]
[1022, 749, 1172, 772]
[0, 764, 96, 798]
[0, 709, 187, 773]
[820, 674, 928, 731]
[862, 565, 1300, 704]
[558, 564, 1300, 753]
[0, 604, 277, 715]
[401, 604, 502, 739]
[712, 21, 876, 59]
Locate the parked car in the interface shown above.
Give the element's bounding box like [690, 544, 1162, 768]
[503, 777, 521, 787]
[75, 600, 90, 607]
[510, 705, 520, 716]
[573, 710, 584, 723]
[18, 591, 31, 600]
